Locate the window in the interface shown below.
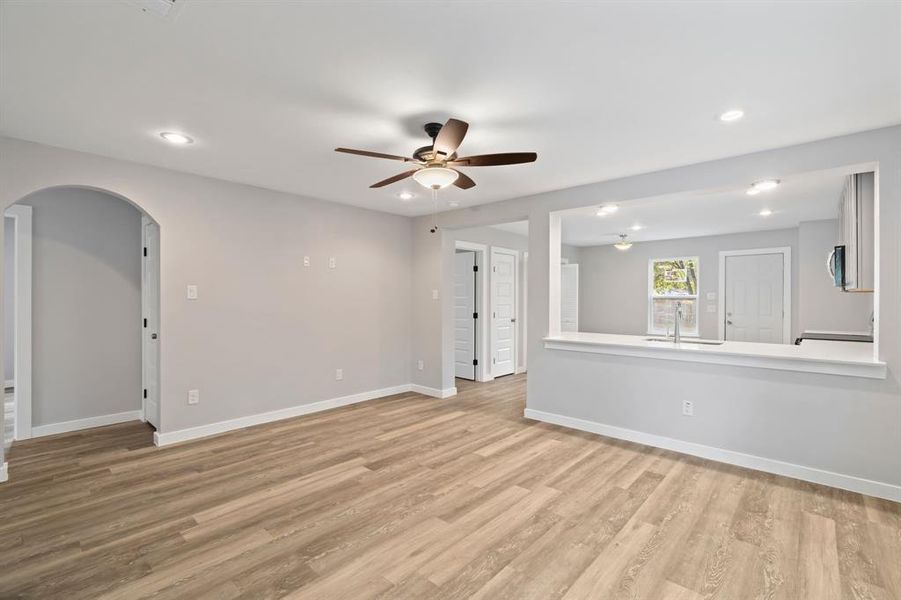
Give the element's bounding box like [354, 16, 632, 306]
[648, 257, 699, 336]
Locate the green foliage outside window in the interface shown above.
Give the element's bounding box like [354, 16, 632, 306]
[652, 258, 698, 297]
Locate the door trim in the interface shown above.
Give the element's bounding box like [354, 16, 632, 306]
[717, 247, 792, 343]
[455, 241, 492, 382]
[490, 246, 519, 378]
[4, 205, 32, 441]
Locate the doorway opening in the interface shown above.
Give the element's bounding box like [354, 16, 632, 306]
[3, 186, 160, 457]
[450, 220, 529, 387]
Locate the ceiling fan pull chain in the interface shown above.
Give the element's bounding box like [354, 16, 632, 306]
[430, 187, 439, 233]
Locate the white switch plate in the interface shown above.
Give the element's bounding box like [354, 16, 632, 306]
[329, 257, 336, 269]
[303, 256, 310, 267]
[335, 368, 343, 381]
[682, 400, 694, 416]
[188, 389, 200, 405]
[431, 289, 439, 300]
[186, 285, 198, 300]
[706, 304, 717, 313]
[417, 360, 424, 371]
[706, 292, 716, 300]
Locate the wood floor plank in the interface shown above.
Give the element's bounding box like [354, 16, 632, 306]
[0, 374, 898, 599]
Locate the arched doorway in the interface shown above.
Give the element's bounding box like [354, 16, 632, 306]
[3, 185, 160, 450]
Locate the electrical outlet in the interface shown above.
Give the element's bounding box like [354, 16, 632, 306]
[303, 256, 310, 267]
[335, 368, 343, 381]
[431, 289, 439, 300]
[329, 257, 336, 269]
[417, 360, 424, 371]
[188, 389, 200, 405]
[682, 400, 694, 416]
[186, 285, 198, 300]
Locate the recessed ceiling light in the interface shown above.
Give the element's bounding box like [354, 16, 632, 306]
[759, 208, 773, 217]
[596, 204, 618, 216]
[752, 179, 780, 191]
[398, 191, 415, 201]
[630, 224, 643, 231]
[746, 188, 762, 196]
[159, 131, 193, 145]
[448, 200, 460, 208]
[719, 109, 745, 122]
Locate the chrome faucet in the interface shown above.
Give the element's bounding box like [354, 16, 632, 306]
[673, 301, 683, 344]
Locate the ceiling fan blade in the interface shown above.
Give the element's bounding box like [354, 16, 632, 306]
[453, 170, 476, 190]
[369, 169, 418, 188]
[336, 148, 417, 162]
[432, 118, 469, 157]
[449, 152, 537, 167]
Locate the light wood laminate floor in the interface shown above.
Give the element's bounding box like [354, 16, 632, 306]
[1, 374, 899, 599]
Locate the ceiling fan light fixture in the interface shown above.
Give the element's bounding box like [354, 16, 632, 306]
[614, 234, 633, 251]
[413, 167, 459, 190]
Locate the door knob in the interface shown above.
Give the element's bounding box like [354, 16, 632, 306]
[726, 320, 733, 325]
[511, 318, 516, 323]
[151, 333, 158, 339]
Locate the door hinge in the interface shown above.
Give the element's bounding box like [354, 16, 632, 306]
[143, 318, 147, 328]
[473, 359, 478, 366]
[493, 357, 496, 364]
[143, 388, 147, 399]
[473, 312, 478, 319]
[473, 265, 478, 272]
[143, 247, 147, 257]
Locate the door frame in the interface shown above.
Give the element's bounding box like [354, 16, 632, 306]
[5, 205, 32, 441]
[519, 251, 528, 373]
[455, 241, 492, 382]
[490, 246, 519, 378]
[141, 215, 161, 427]
[718, 247, 792, 343]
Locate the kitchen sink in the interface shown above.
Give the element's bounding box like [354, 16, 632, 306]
[644, 337, 725, 346]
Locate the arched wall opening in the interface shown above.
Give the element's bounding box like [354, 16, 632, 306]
[3, 185, 160, 446]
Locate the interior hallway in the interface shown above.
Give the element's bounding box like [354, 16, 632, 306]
[1, 374, 899, 599]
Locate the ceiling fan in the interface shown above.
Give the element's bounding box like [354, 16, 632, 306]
[335, 118, 537, 191]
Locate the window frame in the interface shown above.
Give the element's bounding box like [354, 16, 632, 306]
[647, 256, 700, 337]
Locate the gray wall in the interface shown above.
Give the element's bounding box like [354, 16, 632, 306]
[798, 219, 873, 334]
[4, 217, 13, 383]
[0, 139, 413, 435]
[577, 227, 801, 340]
[411, 126, 901, 495]
[17, 188, 142, 426]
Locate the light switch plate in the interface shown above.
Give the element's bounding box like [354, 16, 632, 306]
[431, 289, 439, 300]
[335, 368, 343, 381]
[706, 292, 716, 300]
[303, 256, 310, 267]
[417, 360, 424, 371]
[188, 389, 200, 405]
[186, 285, 198, 300]
[706, 304, 717, 313]
[682, 400, 694, 416]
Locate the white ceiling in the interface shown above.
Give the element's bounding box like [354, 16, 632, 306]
[556, 169, 847, 246]
[1, 1, 898, 216]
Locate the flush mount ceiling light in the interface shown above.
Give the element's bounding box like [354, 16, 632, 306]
[397, 191, 415, 201]
[614, 234, 633, 250]
[759, 208, 773, 216]
[719, 109, 745, 122]
[747, 179, 780, 195]
[412, 167, 459, 190]
[630, 224, 643, 231]
[596, 204, 619, 216]
[159, 131, 193, 145]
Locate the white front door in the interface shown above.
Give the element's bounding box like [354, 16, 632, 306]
[454, 251, 476, 380]
[141, 217, 161, 428]
[561, 263, 579, 332]
[724, 253, 785, 343]
[491, 249, 516, 377]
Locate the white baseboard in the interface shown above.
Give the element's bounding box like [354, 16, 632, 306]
[154, 384, 416, 447]
[410, 384, 457, 399]
[0, 461, 7, 483]
[515, 366, 527, 374]
[524, 408, 901, 503]
[31, 410, 143, 438]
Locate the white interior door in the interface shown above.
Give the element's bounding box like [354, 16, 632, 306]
[453, 251, 476, 380]
[142, 217, 161, 428]
[561, 264, 579, 332]
[724, 253, 784, 343]
[491, 249, 516, 377]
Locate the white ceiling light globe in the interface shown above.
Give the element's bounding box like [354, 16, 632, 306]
[413, 167, 459, 189]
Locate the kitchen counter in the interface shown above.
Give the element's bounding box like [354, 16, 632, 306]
[543, 332, 886, 379]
